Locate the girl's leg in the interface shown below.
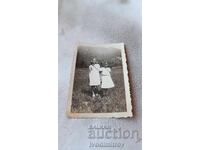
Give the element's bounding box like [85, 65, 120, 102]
[94, 86, 99, 96]
[102, 89, 108, 97]
[91, 86, 95, 98]
[105, 89, 108, 96]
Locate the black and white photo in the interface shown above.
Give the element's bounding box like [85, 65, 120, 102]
[67, 43, 132, 118]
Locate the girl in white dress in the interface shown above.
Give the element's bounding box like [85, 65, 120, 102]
[100, 62, 115, 96]
[89, 58, 101, 98]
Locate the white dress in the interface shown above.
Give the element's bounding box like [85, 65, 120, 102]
[100, 67, 115, 89]
[89, 64, 101, 86]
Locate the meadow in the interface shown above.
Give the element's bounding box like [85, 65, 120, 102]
[71, 67, 127, 113]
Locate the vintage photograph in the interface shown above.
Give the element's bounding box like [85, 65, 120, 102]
[67, 43, 132, 118]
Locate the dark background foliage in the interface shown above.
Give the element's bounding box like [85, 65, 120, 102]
[76, 46, 123, 68]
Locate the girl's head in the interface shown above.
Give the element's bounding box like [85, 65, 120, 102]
[90, 60, 93, 65]
[104, 62, 109, 67]
[91, 58, 97, 64]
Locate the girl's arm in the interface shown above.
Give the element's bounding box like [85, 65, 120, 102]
[89, 65, 92, 72]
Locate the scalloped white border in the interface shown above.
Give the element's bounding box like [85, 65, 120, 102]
[66, 43, 132, 118]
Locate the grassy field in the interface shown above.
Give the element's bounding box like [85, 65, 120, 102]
[71, 67, 127, 113]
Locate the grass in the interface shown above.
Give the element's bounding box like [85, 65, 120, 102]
[71, 67, 127, 113]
